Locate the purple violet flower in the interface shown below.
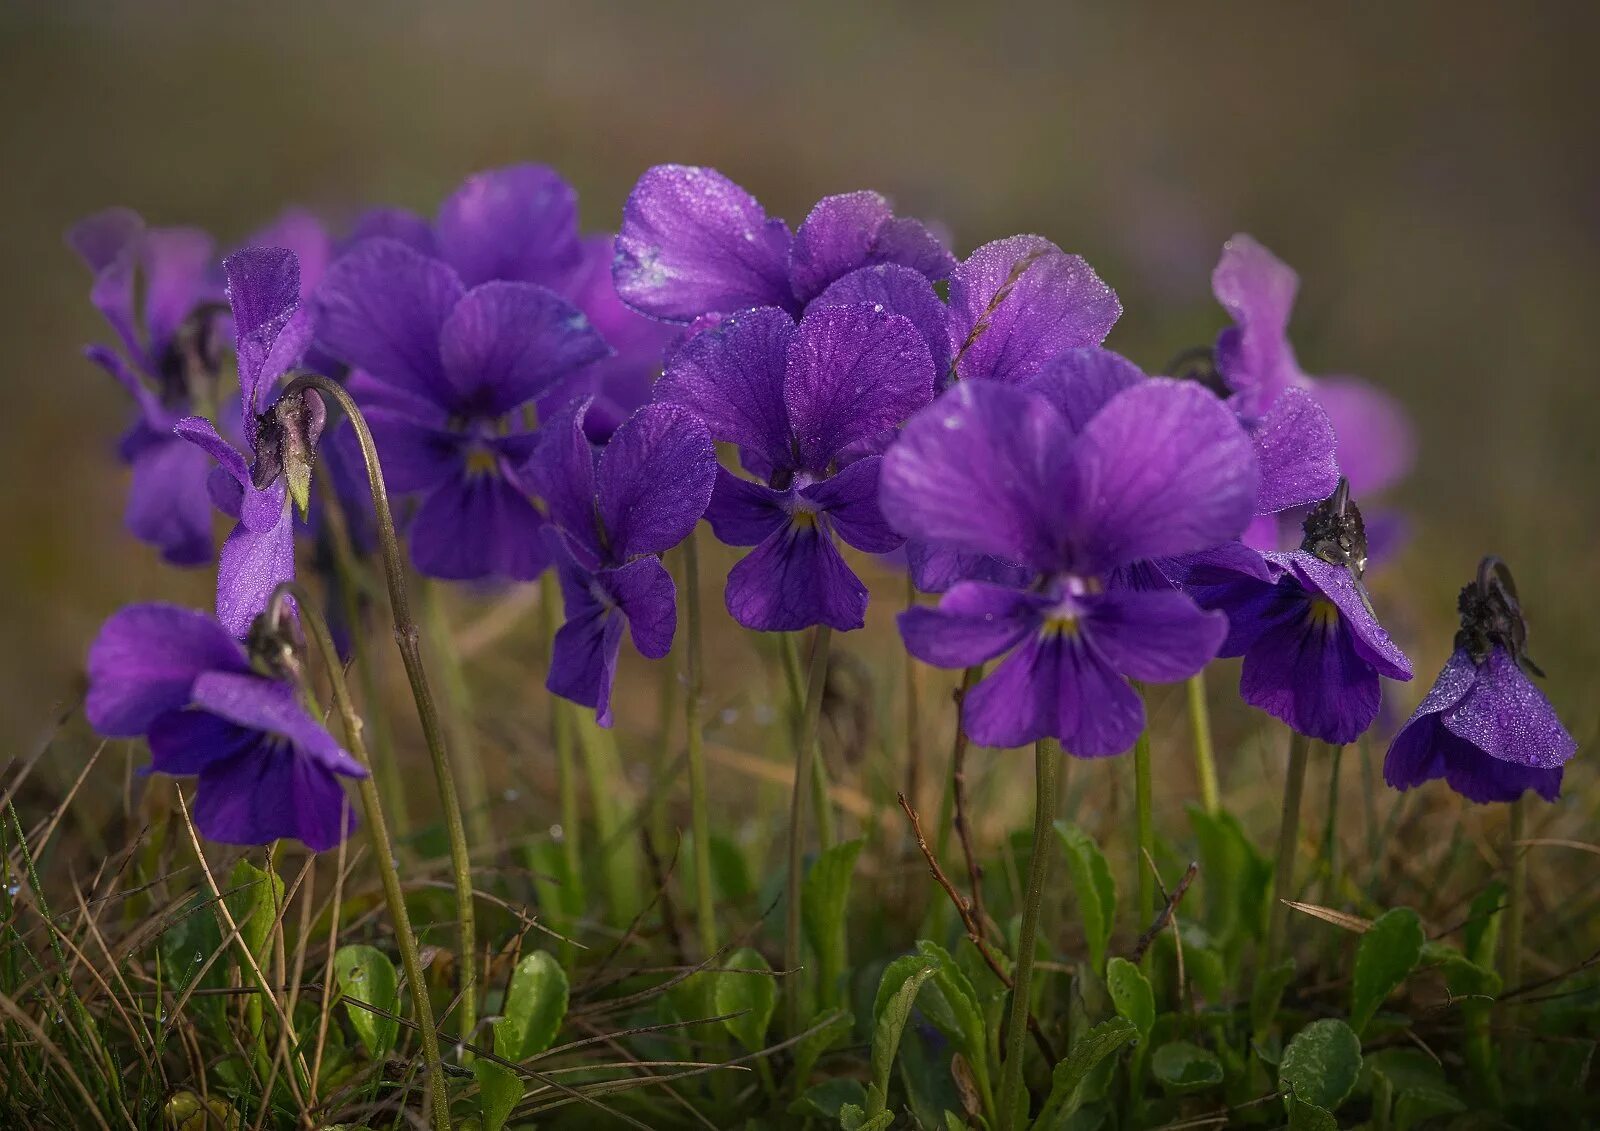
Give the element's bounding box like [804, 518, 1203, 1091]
[530, 399, 717, 724]
[86, 603, 366, 850]
[613, 165, 956, 323]
[314, 237, 609, 582]
[1385, 558, 1576, 802]
[880, 377, 1257, 755]
[656, 303, 936, 631]
[176, 248, 315, 638]
[1187, 482, 1413, 744]
[1213, 234, 1413, 498]
[68, 209, 223, 566]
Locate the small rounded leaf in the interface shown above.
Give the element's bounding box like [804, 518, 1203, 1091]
[1280, 1017, 1363, 1112]
[332, 945, 400, 1060]
[1107, 957, 1156, 1038]
[1152, 1040, 1225, 1094]
[713, 946, 776, 1053]
[493, 950, 569, 1063]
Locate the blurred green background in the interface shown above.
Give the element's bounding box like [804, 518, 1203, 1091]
[2, 1, 1596, 761]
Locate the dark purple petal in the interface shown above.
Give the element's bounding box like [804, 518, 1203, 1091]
[223, 248, 310, 419]
[348, 208, 438, 256]
[1212, 233, 1302, 417]
[961, 630, 1145, 756]
[789, 191, 955, 304]
[947, 236, 1121, 384]
[1441, 648, 1577, 769]
[215, 486, 293, 638]
[192, 744, 357, 851]
[1082, 588, 1228, 683]
[703, 468, 790, 547]
[724, 520, 867, 632]
[528, 397, 602, 556]
[614, 165, 795, 320]
[1250, 387, 1340, 514]
[1286, 555, 1412, 681]
[435, 164, 581, 288]
[437, 281, 608, 416]
[785, 304, 935, 471]
[409, 471, 549, 582]
[801, 456, 900, 553]
[245, 208, 331, 298]
[125, 434, 216, 567]
[175, 416, 248, 490]
[363, 404, 467, 495]
[141, 227, 217, 357]
[1187, 563, 1299, 657]
[1384, 649, 1474, 789]
[655, 306, 795, 467]
[1065, 379, 1257, 573]
[146, 708, 260, 776]
[905, 541, 1032, 594]
[86, 603, 248, 735]
[880, 380, 1070, 569]
[598, 554, 678, 660]
[548, 564, 627, 727]
[1313, 376, 1414, 496]
[1023, 347, 1144, 433]
[598, 403, 716, 559]
[1239, 601, 1383, 744]
[898, 581, 1047, 668]
[191, 673, 365, 778]
[314, 238, 462, 408]
[813, 263, 952, 380]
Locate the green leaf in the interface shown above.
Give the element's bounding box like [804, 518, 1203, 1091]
[1250, 957, 1296, 1039]
[1032, 1017, 1138, 1129]
[493, 950, 568, 1062]
[868, 963, 939, 1119]
[1287, 1096, 1339, 1130]
[1188, 804, 1270, 945]
[707, 831, 754, 903]
[1150, 1041, 1224, 1094]
[792, 1008, 854, 1087]
[1279, 1018, 1362, 1112]
[1350, 907, 1424, 1033]
[1053, 821, 1116, 973]
[713, 946, 776, 1053]
[472, 1059, 523, 1131]
[1106, 957, 1154, 1038]
[1462, 880, 1505, 969]
[1420, 941, 1501, 998]
[914, 940, 988, 1069]
[224, 857, 284, 972]
[789, 1078, 867, 1121]
[333, 944, 400, 1059]
[803, 838, 864, 1005]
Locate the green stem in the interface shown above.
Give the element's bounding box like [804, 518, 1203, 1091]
[287, 585, 451, 1131]
[997, 738, 1059, 1130]
[1186, 672, 1219, 814]
[903, 573, 924, 815]
[681, 532, 717, 960]
[1322, 743, 1343, 903]
[1265, 730, 1312, 967]
[1134, 722, 1155, 933]
[540, 569, 585, 946]
[784, 625, 833, 1037]
[421, 581, 494, 854]
[1504, 798, 1526, 992]
[934, 665, 983, 864]
[283, 373, 476, 1057]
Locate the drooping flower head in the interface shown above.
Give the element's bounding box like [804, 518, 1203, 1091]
[314, 237, 609, 582]
[176, 248, 316, 637]
[657, 303, 936, 631]
[86, 603, 366, 850]
[531, 400, 717, 724]
[68, 209, 222, 565]
[1384, 558, 1576, 802]
[613, 165, 956, 325]
[881, 375, 1257, 755]
[1186, 480, 1413, 744]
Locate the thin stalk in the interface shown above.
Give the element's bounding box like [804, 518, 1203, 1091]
[780, 632, 835, 851]
[997, 738, 1059, 1130]
[1321, 743, 1344, 903]
[1186, 672, 1220, 814]
[1265, 730, 1312, 967]
[1134, 723, 1155, 933]
[680, 532, 717, 960]
[283, 372, 476, 1055]
[1504, 798, 1526, 992]
[540, 568, 585, 950]
[421, 581, 494, 852]
[287, 584, 451, 1131]
[784, 625, 834, 1037]
[903, 572, 924, 814]
[934, 665, 984, 863]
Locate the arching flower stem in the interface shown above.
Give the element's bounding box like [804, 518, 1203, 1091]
[784, 624, 833, 1038]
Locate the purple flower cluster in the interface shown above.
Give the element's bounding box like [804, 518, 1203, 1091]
[70, 159, 1578, 849]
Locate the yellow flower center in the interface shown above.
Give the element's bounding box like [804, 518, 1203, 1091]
[464, 446, 499, 476]
[1307, 597, 1340, 629]
[1041, 614, 1081, 639]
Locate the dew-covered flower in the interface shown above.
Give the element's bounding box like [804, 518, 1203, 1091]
[1384, 558, 1575, 802]
[881, 377, 1256, 754]
[530, 400, 716, 724]
[68, 209, 222, 566]
[86, 603, 365, 850]
[613, 165, 956, 324]
[656, 303, 935, 631]
[1186, 482, 1413, 744]
[314, 237, 608, 582]
[177, 248, 315, 637]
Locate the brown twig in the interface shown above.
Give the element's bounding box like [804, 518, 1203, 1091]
[897, 792, 1057, 1064]
[1128, 859, 1198, 964]
[950, 682, 993, 943]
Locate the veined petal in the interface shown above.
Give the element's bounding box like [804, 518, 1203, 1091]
[614, 164, 796, 320]
[1250, 387, 1340, 514]
[528, 397, 602, 557]
[1082, 588, 1228, 684]
[363, 404, 467, 495]
[1441, 648, 1577, 769]
[598, 555, 678, 660]
[904, 541, 1031, 594]
[146, 709, 262, 776]
[813, 263, 952, 380]
[598, 403, 717, 559]
[215, 491, 293, 638]
[1287, 555, 1411, 681]
[86, 603, 248, 736]
[191, 672, 365, 778]
[435, 163, 582, 287]
[439, 281, 609, 416]
[192, 745, 358, 851]
[724, 520, 867, 632]
[898, 581, 1047, 668]
[802, 456, 900, 553]
[1239, 602, 1382, 744]
[789, 191, 955, 304]
[1212, 233, 1303, 417]
[703, 468, 790, 547]
[409, 471, 549, 582]
[125, 434, 216, 567]
[1022, 347, 1145, 434]
[656, 305, 795, 469]
[960, 630, 1145, 756]
[224, 246, 302, 419]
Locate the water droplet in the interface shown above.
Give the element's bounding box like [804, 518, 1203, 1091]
[349, 968, 365, 982]
[502, 788, 521, 803]
[5, 882, 19, 897]
[719, 707, 740, 725]
[550, 823, 565, 842]
[192, 950, 204, 965]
